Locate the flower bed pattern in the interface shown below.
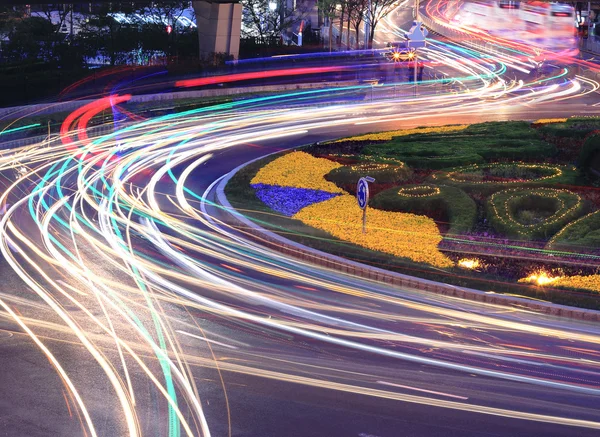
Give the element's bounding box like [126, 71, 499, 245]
[252, 184, 340, 216]
[326, 161, 413, 189]
[371, 184, 477, 235]
[519, 272, 600, 293]
[238, 118, 600, 306]
[548, 211, 600, 250]
[441, 163, 564, 184]
[330, 125, 469, 143]
[293, 195, 453, 268]
[555, 275, 600, 293]
[251, 151, 344, 193]
[487, 188, 584, 240]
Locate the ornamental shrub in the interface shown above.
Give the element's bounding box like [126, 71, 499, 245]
[578, 134, 600, 178]
[325, 161, 413, 188]
[430, 163, 580, 196]
[540, 118, 600, 140]
[370, 184, 477, 235]
[361, 121, 555, 170]
[548, 210, 600, 250]
[486, 188, 585, 240]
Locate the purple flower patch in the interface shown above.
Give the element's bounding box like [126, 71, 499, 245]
[252, 184, 341, 216]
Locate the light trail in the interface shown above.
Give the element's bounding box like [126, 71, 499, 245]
[0, 8, 599, 435]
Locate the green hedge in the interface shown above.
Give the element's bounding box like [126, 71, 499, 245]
[362, 121, 556, 170]
[548, 210, 600, 250]
[326, 161, 413, 189]
[430, 162, 582, 195]
[539, 118, 600, 140]
[487, 188, 585, 240]
[577, 134, 600, 178]
[370, 184, 477, 234]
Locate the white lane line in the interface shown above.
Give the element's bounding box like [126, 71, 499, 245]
[377, 380, 469, 400]
[176, 330, 238, 349]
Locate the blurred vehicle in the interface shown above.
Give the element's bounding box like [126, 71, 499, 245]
[453, 1, 576, 50]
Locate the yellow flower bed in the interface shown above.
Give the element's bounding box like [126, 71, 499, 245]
[518, 272, 600, 293]
[330, 125, 469, 143]
[533, 118, 567, 125]
[293, 195, 453, 268]
[555, 275, 600, 293]
[251, 151, 344, 193]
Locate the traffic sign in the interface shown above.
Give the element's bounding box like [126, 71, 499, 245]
[357, 177, 370, 210]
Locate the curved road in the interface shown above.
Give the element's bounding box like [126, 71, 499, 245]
[1, 3, 600, 436]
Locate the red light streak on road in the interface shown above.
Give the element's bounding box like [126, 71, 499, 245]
[61, 95, 131, 162]
[175, 66, 350, 88]
[221, 264, 244, 273]
[295, 285, 318, 291]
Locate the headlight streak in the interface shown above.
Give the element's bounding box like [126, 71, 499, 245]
[1, 24, 600, 436]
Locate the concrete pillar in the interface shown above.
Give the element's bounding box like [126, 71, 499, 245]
[193, 0, 242, 60]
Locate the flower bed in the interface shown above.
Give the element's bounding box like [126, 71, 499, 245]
[251, 184, 341, 217]
[533, 118, 567, 125]
[329, 125, 469, 143]
[555, 275, 600, 293]
[235, 118, 600, 307]
[487, 188, 585, 240]
[519, 272, 600, 294]
[548, 211, 600, 250]
[251, 151, 344, 193]
[293, 194, 453, 268]
[442, 163, 564, 184]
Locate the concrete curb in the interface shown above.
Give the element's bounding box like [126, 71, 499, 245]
[215, 152, 600, 323]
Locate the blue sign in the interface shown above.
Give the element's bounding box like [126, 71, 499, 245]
[357, 178, 369, 210]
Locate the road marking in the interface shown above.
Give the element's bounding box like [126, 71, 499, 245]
[176, 330, 238, 349]
[377, 380, 469, 400]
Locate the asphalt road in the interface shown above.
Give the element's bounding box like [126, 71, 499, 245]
[1, 3, 600, 436]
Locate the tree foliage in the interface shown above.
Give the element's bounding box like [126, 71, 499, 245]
[241, 0, 308, 40]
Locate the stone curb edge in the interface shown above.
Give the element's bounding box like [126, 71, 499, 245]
[214, 153, 600, 323]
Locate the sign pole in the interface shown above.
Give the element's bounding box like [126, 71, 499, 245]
[414, 51, 418, 96]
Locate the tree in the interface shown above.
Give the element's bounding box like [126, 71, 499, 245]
[367, 0, 398, 47]
[35, 3, 71, 37]
[78, 3, 138, 65]
[318, 0, 339, 51]
[241, 0, 307, 42]
[2, 16, 57, 64]
[139, 1, 195, 60]
[347, 0, 367, 49]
